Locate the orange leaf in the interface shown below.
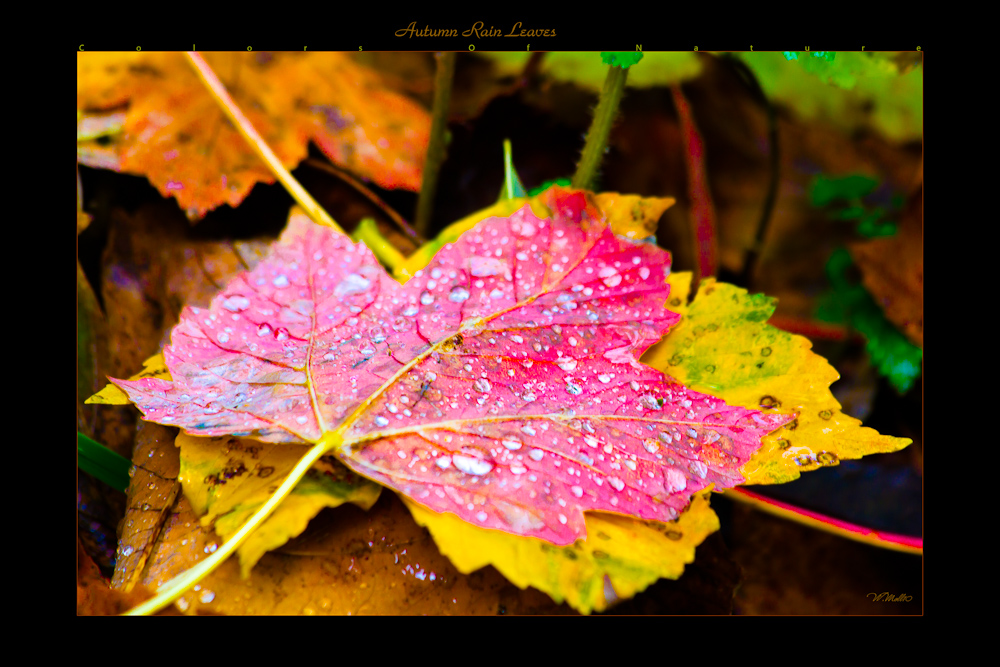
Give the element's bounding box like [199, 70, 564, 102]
[77, 52, 429, 219]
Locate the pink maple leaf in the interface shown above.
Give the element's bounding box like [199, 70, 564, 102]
[112, 188, 793, 545]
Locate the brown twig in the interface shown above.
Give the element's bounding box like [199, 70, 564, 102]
[414, 52, 456, 237]
[519, 52, 546, 87]
[721, 55, 779, 289]
[304, 158, 422, 243]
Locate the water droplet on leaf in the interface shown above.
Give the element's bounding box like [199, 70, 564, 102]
[470, 256, 505, 277]
[558, 359, 578, 372]
[222, 295, 250, 312]
[639, 395, 662, 410]
[452, 454, 494, 476]
[502, 437, 523, 450]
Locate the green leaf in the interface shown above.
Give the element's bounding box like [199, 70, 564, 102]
[781, 51, 897, 90]
[483, 53, 697, 90]
[497, 139, 527, 202]
[644, 272, 910, 485]
[856, 211, 897, 239]
[851, 297, 922, 393]
[351, 217, 407, 270]
[736, 52, 922, 142]
[810, 174, 899, 239]
[810, 174, 879, 206]
[601, 51, 644, 68]
[527, 178, 572, 197]
[817, 248, 922, 393]
[78, 432, 132, 492]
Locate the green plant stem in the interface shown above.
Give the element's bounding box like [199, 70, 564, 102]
[352, 217, 407, 271]
[572, 64, 630, 191]
[414, 52, 456, 237]
[184, 52, 344, 235]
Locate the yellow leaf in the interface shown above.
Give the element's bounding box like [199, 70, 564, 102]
[77, 210, 92, 235]
[177, 434, 381, 578]
[404, 492, 718, 614]
[591, 192, 675, 240]
[643, 275, 910, 485]
[85, 353, 170, 405]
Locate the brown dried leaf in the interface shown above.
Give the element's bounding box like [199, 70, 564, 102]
[135, 490, 570, 615]
[78, 537, 173, 615]
[849, 185, 923, 347]
[111, 422, 181, 592]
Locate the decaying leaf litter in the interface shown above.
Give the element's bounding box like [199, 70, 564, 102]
[80, 51, 920, 616]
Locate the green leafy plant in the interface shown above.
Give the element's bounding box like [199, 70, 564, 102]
[817, 248, 922, 393]
[736, 51, 922, 141]
[810, 173, 922, 393]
